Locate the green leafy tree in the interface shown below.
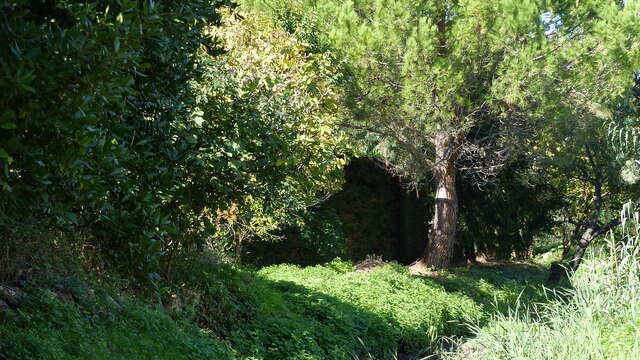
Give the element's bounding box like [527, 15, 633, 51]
[529, 1, 640, 277]
[542, 75, 640, 280]
[0, 1, 350, 278]
[246, 0, 640, 267]
[0, 0, 230, 277]
[186, 8, 350, 259]
[610, 74, 640, 186]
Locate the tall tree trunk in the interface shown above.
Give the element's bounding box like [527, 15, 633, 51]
[423, 132, 459, 268]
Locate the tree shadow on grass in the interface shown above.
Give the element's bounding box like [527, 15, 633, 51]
[0, 264, 412, 360]
[244, 277, 403, 359]
[173, 263, 425, 360]
[414, 262, 562, 316]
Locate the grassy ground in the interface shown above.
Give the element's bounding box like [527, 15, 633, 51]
[421, 262, 550, 315]
[0, 254, 555, 360]
[4, 223, 637, 360]
[445, 228, 640, 360]
[0, 276, 235, 360]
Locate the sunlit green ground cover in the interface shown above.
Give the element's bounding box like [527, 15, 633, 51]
[0, 257, 549, 360]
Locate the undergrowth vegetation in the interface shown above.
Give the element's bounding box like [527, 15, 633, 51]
[446, 211, 640, 360]
[259, 261, 483, 353]
[0, 254, 551, 360]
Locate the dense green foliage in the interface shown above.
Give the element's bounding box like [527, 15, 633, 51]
[0, 2, 348, 280]
[243, 0, 640, 268]
[245, 205, 347, 267]
[192, 9, 348, 257]
[1, 0, 228, 276]
[0, 283, 234, 359]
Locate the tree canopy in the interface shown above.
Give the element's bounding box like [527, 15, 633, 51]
[244, 0, 640, 267]
[1, 0, 639, 281]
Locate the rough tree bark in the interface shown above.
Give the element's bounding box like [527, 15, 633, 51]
[560, 220, 584, 261]
[421, 8, 460, 268]
[423, 131, 460, 268]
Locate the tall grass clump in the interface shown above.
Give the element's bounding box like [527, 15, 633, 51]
[448, 206, 640, 360]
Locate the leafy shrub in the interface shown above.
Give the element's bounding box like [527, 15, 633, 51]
[0, 1, 349, 281]
[0, 0, 228, 279]
[193, 8, 349, 258]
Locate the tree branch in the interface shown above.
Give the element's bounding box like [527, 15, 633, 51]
[593, 217, 622, 238]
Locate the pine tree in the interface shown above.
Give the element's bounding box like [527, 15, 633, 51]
[246, 0, 640, 267]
